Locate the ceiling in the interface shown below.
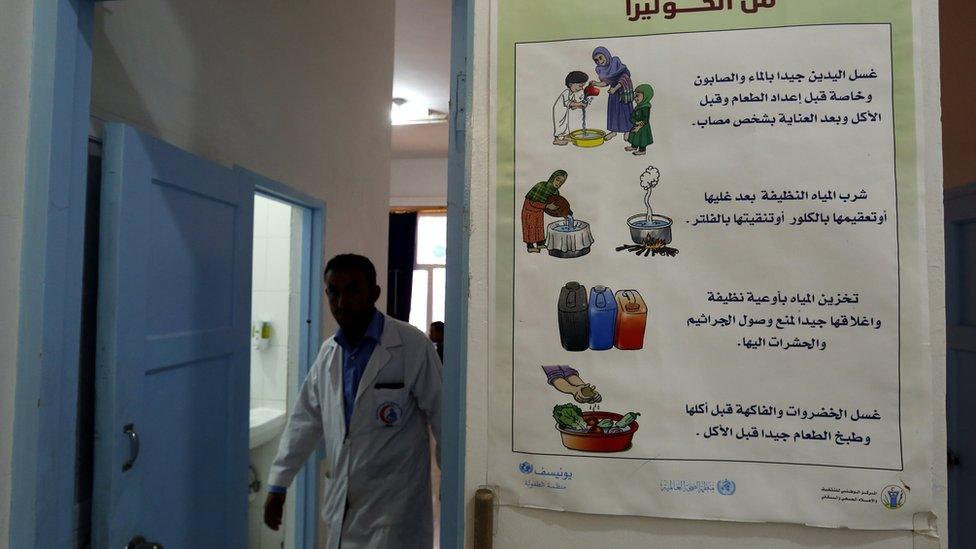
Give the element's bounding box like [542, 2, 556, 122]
[391, 0, 451, 158]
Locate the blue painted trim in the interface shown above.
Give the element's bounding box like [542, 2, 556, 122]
[441, 1, 472, 547]
[10, 1, 94, 547]
[237, 166, 325, 549]
[303, 202, 325, 549]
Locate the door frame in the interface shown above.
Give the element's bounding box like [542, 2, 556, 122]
[238, 168, 327, 549]
[442, 0, 474, 546]
[10, 1, 95, 546]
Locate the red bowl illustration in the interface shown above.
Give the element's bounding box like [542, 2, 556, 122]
[556, 411, 638, 453]
[584, 84, 601, 97]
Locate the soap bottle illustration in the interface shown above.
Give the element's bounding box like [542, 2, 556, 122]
[588, 285, 617, 350]
[614, 289, 647, 350]
[557, 282, 589, 352]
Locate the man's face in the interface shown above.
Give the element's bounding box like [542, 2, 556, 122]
[324, 268, 380, 328]
[429, 326, 444, 344]
[570, 82, 586, 92]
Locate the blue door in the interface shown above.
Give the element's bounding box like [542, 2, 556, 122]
[93, 124, 253, 548]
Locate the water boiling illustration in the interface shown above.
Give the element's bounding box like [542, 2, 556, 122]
[556, 282, 647, 351]
[617, 165, 679, 257]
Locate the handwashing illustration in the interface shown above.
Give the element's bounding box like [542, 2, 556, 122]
[552, 70, 617, 148]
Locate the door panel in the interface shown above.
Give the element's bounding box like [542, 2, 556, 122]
[945, 183, 976, 549]
[93, 124, 253, 548]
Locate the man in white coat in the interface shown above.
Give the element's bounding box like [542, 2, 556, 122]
[263, 254, 442, 549]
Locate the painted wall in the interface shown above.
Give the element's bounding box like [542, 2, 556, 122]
[461, 1, 947, 548]
[251, 195, 300, 412]
[391, 156, 449, 207]
[0, 0, 33, 543]
[90, 0, 395, 339]
[940, 0, 976, 189]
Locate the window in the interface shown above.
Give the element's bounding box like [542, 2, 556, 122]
[408, 213, 447, 333]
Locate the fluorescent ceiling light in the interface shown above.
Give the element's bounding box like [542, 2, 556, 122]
[391, 97, 448, 125]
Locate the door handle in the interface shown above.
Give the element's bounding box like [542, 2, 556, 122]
[125, 535, 163, 549]
[122, 423, 140, 472]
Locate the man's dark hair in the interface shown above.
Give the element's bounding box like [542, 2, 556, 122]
[324, 254, 377, 286]
[430, 321, 444, 331]
[565, 71, 588, 87]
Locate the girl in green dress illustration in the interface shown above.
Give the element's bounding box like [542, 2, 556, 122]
[626, 84, 654, 156]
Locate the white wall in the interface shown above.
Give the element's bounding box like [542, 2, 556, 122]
[391, 156, 449, 207]
[251, 196, 299, 412]
[0, 0, 32, 543]
[462, 1, 947, 548]
[91, 0, 395, 338]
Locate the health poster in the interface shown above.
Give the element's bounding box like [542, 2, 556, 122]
[488, 0, 939, 530]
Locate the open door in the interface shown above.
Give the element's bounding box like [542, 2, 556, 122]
[93, 124, 253, 548]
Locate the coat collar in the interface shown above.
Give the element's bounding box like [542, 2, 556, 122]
[355, 314, 402, 401]
[324, 313, 403, 399]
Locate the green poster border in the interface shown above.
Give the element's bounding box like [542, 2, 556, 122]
[493, 0, 920, 469]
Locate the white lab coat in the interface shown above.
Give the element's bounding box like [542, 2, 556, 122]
[267, 315, 442, 549]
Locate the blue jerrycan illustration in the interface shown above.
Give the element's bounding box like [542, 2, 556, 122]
[588, 285, 617, 350]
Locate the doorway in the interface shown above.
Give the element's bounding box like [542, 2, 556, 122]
[946, 182, 976, 549]
[247, 193, 309, 549]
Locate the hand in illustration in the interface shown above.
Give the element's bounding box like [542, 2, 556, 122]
[571, 383, 602, 404]
[543, 366, 602, 404]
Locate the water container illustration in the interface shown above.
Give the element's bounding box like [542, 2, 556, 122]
[557, 282, 589, 352]
[614, 290, 647, 350]
[588, 285, 617, 350]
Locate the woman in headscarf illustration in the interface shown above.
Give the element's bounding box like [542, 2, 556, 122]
[590, 47, 634, 142]
[628, 84, 654, 156]
[521, 170, 571, 253]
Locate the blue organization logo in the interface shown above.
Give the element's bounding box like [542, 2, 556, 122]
[518, 461, 534, 475]
[376, 402, 402, 426]
[717, 479, 736, 496]
[881, 485, 906, 509]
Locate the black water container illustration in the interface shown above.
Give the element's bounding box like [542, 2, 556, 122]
[558, 281, 589, 351]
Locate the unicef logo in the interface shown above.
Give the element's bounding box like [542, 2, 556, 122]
[881, 485, 906, 509]
[717, 479, 736, 496]
[518, 461, 534, 475]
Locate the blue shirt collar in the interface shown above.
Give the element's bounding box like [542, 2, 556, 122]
[335, 309, 384, 350]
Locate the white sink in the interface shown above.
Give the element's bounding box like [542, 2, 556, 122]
[249, 407, 286, 449]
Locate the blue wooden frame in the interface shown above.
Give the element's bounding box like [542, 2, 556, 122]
[441, 0, 473, 547]
[237, 167, 326, 549]
[10, 1, 94, 546]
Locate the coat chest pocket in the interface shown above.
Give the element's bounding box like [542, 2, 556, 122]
[370, 383, 408, 427]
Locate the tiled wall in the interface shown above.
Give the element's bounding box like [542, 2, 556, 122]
[251, 195, 299, 411]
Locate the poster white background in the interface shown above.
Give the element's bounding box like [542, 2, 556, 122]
[491, 24, 933, 530]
